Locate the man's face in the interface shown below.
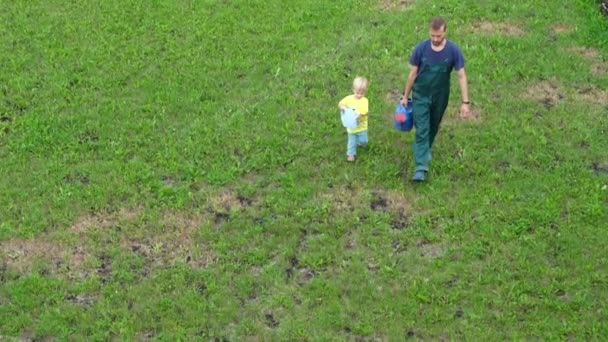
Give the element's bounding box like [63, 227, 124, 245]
[429, 26, 446, 46]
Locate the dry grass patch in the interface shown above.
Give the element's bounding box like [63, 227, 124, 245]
[285, 255, 316, 286]
[370, 189, 413, 230]
[0, 237, 93, 278]
[570, 46, 601, 60]
[209, 188, 242, 212]
[592, 161, 608, 174]
[124, 210, 216, 271]
[569, 46, 607, 75]
[71, 212, 115, 234]
[207, 187, 258, 225]
[127, 238, 216, 271]
[576, 86, 608, 105]
[470, 21, 525, 36]
[524, 80, 564, 108]
[209, 188, 256, 214]
[370, 189, 412, 213]
[551, 24, 573, 34]
[318, 185, 413, 216]
[162, 211, 207, 241]
[591, 63, 608, 75]
[385, 89, 403, 103]
[379, 0, 415, 11]
[71, 207, 142, 234]
[66, 293, 97, 308]
[317, 185, 367, 212]
[417, 239, 447, 259]
[64, 206, 217, 278]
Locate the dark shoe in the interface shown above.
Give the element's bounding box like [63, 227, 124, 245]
[412, 170, 426, 182]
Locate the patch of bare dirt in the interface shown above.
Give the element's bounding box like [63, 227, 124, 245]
[392, 240, 406, 255]
[136, 331, 156, 341]
[470, 21, 525, 36]
[370, 190, 413, 230]
[417, 239, 446, 259]
[71, 213, 115, 234]
[264, 311, 280, 328]
[0, 237, 92, 278]
[318, 185, 366, 212]
[285, 255, 316, 285]
[370, 189, 412, 214]
[592, 161, 608, 174]
[284, 229, 320, 287]
[570, 46, 601, 60]
[209, 188, 244, 212]
[591, 63, 608, 75]
[126, 231, 216, 272]
[66, 293, 96, 308]
[524, 81, 564, 108]
[345, 234, 357, 250]
[385, 89, 403, 103]
[125, 210, 217, 272]
[570, 46, 607, 75]
[162, 176, 176, 187]
[551, 24, 573, 34]
[71, 207, 141, 234]
[162, 211, 206, 241]
[207, 188, 257, 224]
[96, 254, 112, 281]
[379, 0, 415, 11]
[319, 187, 414, 221]
[577, 86, 608, 105]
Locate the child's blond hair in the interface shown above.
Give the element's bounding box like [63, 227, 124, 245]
[353, 76, 368, 91]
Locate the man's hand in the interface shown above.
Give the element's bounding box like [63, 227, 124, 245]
[459, 103, 471, 119]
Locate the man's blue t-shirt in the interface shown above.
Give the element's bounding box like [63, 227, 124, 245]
[409, 39, 465, 73]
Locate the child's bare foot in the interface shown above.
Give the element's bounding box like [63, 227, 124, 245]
[347, 155, 355, 162]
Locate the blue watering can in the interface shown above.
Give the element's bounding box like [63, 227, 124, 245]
[394, 98, 414, 132]
[341, 107, 359, 129]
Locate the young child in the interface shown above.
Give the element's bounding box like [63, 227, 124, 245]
[338, 76, 369, 162]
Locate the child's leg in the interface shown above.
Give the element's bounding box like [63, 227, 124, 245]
[347, 133, 357, 156]
[357, 131, 368, 147]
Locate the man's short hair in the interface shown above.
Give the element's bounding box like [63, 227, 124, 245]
[429, 16, 447, 31]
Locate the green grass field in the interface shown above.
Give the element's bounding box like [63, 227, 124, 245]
[1, 0, 607, 340]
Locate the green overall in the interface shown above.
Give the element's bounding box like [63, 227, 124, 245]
[411, 57, 451, 172]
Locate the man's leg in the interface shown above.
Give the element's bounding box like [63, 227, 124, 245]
[429, 92, 449, 147]
[413, 98, 431, 172]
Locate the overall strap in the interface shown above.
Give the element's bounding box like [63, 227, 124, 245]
[419, 40, 431, 72]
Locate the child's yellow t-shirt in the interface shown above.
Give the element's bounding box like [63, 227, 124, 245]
[339, 95, 369, 133]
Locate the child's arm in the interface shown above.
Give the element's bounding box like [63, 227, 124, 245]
[338, 97, 348, 111]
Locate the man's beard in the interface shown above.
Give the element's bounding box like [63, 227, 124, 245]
[431, 39, 445, 46]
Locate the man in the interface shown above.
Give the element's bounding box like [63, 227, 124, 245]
[401, 16, 470, 182]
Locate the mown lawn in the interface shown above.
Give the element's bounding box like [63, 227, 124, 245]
[1, 0, 607, 340]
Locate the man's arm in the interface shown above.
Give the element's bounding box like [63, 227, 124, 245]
[401, 65, 418, 105]
[456, 68, 471, 117]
